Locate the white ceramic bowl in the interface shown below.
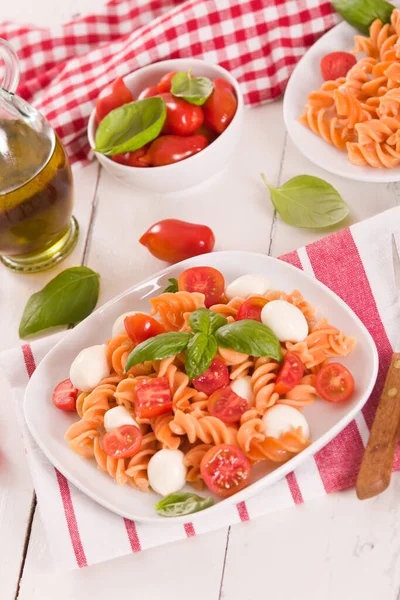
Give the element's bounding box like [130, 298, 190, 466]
[87, 59, 244, 193]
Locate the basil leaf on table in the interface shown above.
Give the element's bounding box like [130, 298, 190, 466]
[189, 308, 228, 335]
[94, 97, 166, 155]
[171, 71, 213, 106]
[332, 0, 394, 34]
[124, 332, 191, 372]
[163, 278, 179, 293]
[155, 493, 214, 517]
[215, 320, 282, 362]
[19, 267, 100, 339]
[185, 332, 218, 380]
[262, 174, 349, 229]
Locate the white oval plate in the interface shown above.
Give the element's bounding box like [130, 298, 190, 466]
[283, 21, 400, 182]
[24, 251, 378, 524]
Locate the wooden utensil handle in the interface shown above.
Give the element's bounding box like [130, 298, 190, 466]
[356, 352, 400, 500]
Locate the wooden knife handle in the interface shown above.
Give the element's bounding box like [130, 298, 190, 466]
[356, 352, 400, 500]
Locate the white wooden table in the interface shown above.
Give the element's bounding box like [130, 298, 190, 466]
[2, 2, 400, 599]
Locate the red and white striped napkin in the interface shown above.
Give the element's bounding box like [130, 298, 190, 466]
[0, 0, 339, 166]
[0, 207, 398, 570]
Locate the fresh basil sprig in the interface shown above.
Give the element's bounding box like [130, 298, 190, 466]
[163, 278, 179, 293]
[189, 307, 228, 335]
[262, 174, 349, 229]
[155, 492, 214, 517]
[185, 332, 218, 380]
[124, 332, 191, 372]
[332, 0, 394, 34]
[95, 97, 166, 155]
[215, 319, 282, 362]
[19, 267, 100, 338]
[171, 71, 213, 106]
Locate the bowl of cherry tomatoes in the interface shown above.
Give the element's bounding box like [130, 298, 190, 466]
[87, 59, 244, 193]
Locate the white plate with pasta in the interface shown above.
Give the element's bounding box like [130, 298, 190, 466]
[284, 9, 400, 181]
[24, 252, 378, 523]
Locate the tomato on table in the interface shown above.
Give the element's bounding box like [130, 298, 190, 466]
[192, 358, 229, 394]
[52, 379, 78, 411]
[134, 377, 173, 418]
[124, 313, 165, 343]
[111, 146, 150, 167]
[274, 352, 304, 395]
[208, 386, 249, 423]
[138, 85, 160, 99]
[95, 77, 133, 123]
[315, 362, 355, 403]
[236, 297, 268, 322]
[140, 134, 207, 167]
[200, 444, 251, 497]
[203, 78, 237, 134]
[157, 71, 177, 93]
[102, 425, 142, 459]
[320, 52, 357, 81]
[139, 219, 215, 262]
[178, 266, 225, 307]
[160, 93, 204, 136]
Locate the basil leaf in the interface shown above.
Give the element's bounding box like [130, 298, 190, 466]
[215, 320, 282, 362]
[185, 332, 217, 380]
[171, 71, 213, 106]
[332, 0, 394, 34]
[94, 97, 166, 155]
[155, 493, 214, 517]
[262, 174, 349, 229]
[124, 332, 191, 372]
[163, 278, 179, 293]
[19, 267, 99, 338]
[209, 311, 228, 334]
[189, 308, 228, 335]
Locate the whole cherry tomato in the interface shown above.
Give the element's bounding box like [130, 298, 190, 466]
[212, 77, 235, 93]
[141, 134, 207, 167]
[111, 145, 150, 167]
[320, 52, 357, 81]
[194, 125, 218, 144]
[140, 219, 215, 262]
[203, 78, 237, 134]
[124, 313, 165, 343]
[160, 93, 204, 136]
[138, 85, 160, 99]
[157, 71, 178, 93]
[95, 77, 133, 124]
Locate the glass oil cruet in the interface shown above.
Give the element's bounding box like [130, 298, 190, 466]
[0, 38, 78, 273]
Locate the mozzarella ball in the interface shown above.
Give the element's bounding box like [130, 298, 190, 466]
[261, 300, 308, 342]
[262, 405, 310, 440]
[104, 406, 139, 432]
[69, 344, 110, 392]
[231, 376, 253, 404]
[148, 449, 187, 496]
[225, 275, 271, 300]
[111, 311, 140, 338]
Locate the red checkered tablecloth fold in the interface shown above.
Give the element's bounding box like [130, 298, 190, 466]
[0, 0, 339, 165]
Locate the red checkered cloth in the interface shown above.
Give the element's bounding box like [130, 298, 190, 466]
[0, 0, 339, 166]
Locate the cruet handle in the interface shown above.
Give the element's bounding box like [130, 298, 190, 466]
[0, 38, 20, 94]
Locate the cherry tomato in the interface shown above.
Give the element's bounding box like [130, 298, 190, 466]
[203, 79, 237, 134]
[194, 125, 218, 144]
[178, 266, 225, 307]
[111, 145, 150, 168]
[212, 77, 235, 94]
[102, 425, 142, 459]
[157, 71, 178, 93]
[320, 52, 357, 81]
[124, 313, 165, 343]
[274, 352, 304, 395]
[140, 219, 215, 263]
[315, 363, 355, 403]
[95, 77, 133, 124]
[52, 379, 78, 412]
[236, 297, 268, 322]
[208, 386, 249, 423]
[140, 134, 207, 167]
[138, 85, 160, 99]
[160, 93, 204, 136]
[200, 444, 251, 497]
[134, 377, 172, 418]
[192, 358, 229, 394]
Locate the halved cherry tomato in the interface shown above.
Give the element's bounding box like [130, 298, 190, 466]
[208, 386, 249, 423]
[236, 297, 268, 322]
[138, 85, 160, 99]
[140, 219, 215, 263]
[203, 78, 237, 134]
[192, 358, 229, 394]
[111, 145, 150, 168]
[134, 377, 172, 418]
[200, 444, 251, 497]
[315, 363, 355, 403]
[124, 313, 165, 343]
[95, 77, 133, 124]
[274, 352, 304, 395]
[320, 52, 357, 81]
[178, 266, 224, 307]
[102, 424, 142, 458]
[141, 134, 207, 167]
[52, 379, 78, 412]
[160, 93, 204, 136]
[157, 71, 178, 93]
